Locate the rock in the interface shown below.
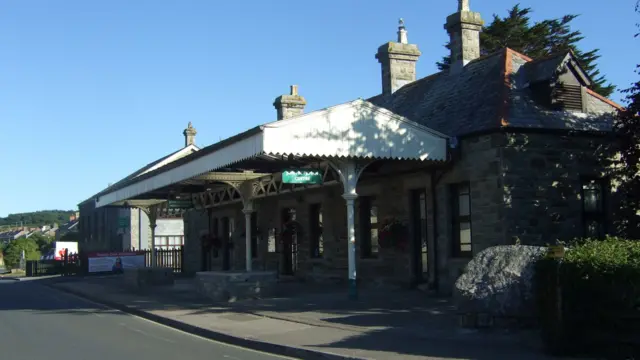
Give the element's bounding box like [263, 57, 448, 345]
[453, 245, 547, 320]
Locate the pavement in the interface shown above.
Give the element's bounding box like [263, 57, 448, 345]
[32, 275, 572, 360]
[0, 278, 293, 360]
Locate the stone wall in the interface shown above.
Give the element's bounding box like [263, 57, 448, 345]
[180, 131, 614, 294]
[183, 208, 208, 275]
[184, 168, 436, 290]
[501, 132, 615, 245]
[78, 201, 125, 252]
[435, 133, 505, 293]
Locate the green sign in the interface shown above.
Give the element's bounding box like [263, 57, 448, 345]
[168, 199, 193, 209]
[282, 170, 323, 185]
[118, 217, 129, 229]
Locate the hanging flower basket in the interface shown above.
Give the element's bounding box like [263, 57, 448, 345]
[378, 219, 409, 252]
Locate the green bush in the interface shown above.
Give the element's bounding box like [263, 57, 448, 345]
[2, 237, 41, 269]
[536, 237, 640, 357]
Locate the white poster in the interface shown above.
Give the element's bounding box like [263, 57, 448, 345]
[87, 251, 146, 273]
[53, 241, 79, 260]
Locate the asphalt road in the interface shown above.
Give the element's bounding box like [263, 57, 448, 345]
[0, 279, 293, 360]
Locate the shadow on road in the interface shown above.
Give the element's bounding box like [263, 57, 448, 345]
[0, 275, 557, 360]
[0, 277, 127, 317]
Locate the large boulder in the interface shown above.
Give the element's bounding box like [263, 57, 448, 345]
[453, 245, 547, 324]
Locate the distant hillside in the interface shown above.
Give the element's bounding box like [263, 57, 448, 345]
[0, 210, 76, 228]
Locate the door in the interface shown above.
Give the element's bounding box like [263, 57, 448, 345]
[280, 208, 298, 275]
[410, 189, 428, 284]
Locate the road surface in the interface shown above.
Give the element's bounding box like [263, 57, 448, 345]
[0, 279, 293, 360]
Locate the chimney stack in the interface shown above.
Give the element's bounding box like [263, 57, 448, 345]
[375, 18, 421, 96]
[274, 85, 307, 120]
[183, 122, 197, 147]
[445, 0, 484, 73]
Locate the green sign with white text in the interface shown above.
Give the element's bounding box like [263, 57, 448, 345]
[118, 217, 129, 229]
[168, 199, 193, 209]
[282, 170, 323, 185]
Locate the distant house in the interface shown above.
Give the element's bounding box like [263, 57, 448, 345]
[56, 219, 79, 241]
[0, 229, 26, 244]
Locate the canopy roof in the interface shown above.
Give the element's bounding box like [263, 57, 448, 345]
[95, 99, 449, 208]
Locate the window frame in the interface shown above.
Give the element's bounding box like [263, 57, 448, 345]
[359, 196, 379, 259]
[580, 176, 608, 239]
[451, 182, 472, 258]
[309, 203, 323, 258]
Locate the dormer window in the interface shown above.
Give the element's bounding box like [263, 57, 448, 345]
[525, 51, 592, 113]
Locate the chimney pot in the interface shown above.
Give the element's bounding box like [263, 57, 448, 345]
[375, 18, 421, 96]
[183, 122, 197, 147]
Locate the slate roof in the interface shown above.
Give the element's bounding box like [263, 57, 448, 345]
[369, 48, 620, 137]
[523, 52, 571, 84]
[84, 49, 623, 202]
[78, 145, 199, 206]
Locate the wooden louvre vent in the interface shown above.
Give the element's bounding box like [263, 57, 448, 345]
[553, 83, 583, 111]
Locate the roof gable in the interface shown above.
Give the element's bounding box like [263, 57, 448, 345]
[262, 99, 448, 160]
[524, 51, 592, 87]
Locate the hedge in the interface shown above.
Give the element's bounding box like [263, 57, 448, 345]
[536, 237, 640, 358]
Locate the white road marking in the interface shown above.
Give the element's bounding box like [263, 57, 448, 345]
[45, 284, 298, 359]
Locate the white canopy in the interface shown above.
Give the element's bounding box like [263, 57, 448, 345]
[95, 99, 448, 208]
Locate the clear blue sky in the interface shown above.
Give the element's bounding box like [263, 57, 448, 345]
[0, 0, 637, 217]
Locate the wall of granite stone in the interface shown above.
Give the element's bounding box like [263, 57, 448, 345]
[181, 171, 437, 289]
[434, 133, 506, 293]
[501, 132, 616, 245]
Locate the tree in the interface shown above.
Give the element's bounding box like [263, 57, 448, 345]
[437, 5, 615, 97]
[607, 2, 640, 239]
[0, 210, 75, 228]
[28, 232, 55, 253]
[2, 237, 41, 269]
